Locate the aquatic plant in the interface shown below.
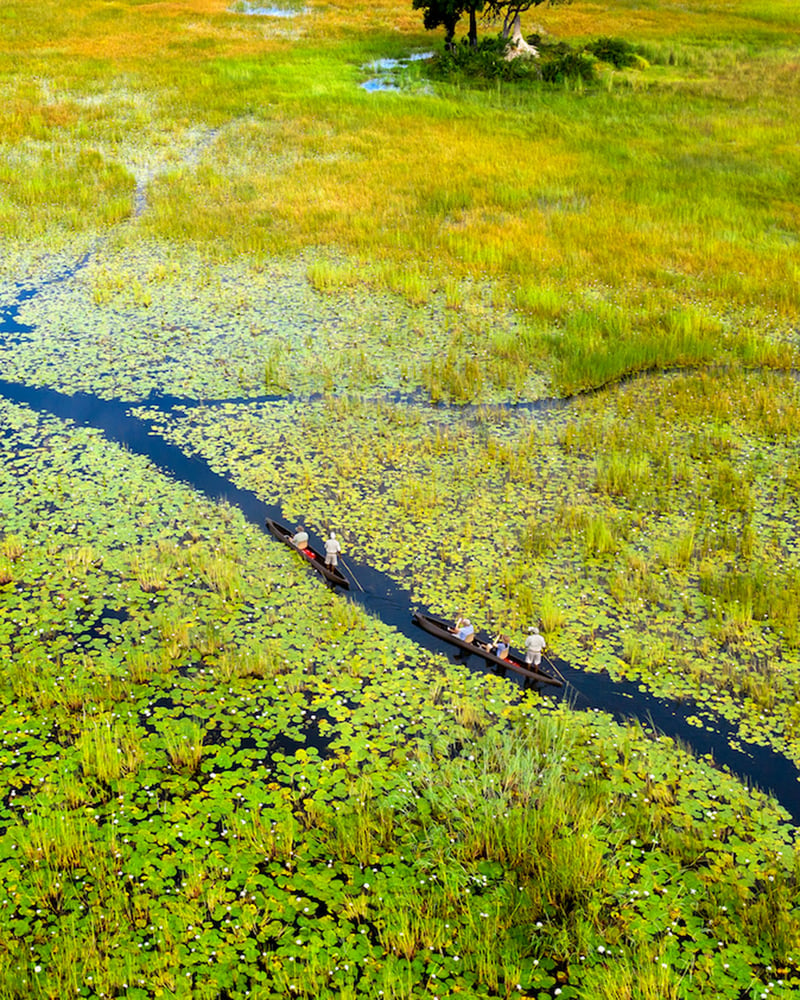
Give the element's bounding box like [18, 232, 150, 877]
[163, 719, 205, 774]
[78, 718, 144, 784]
[3, 1, 800, 996]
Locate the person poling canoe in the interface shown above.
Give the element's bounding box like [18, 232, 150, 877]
[266, 517, 349, 589]
[412, 611, 562, 686]
[324, 531, 341, 568]
[524, 626, 546, 667]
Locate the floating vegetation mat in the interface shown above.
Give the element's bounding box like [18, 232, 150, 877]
[2, 241, 549, 403]
[133, 368, 800, 770]
[2, 394, 800, 998]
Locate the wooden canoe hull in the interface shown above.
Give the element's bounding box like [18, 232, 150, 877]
[412, 611, 562, 687]
[266, 518, 350, 590]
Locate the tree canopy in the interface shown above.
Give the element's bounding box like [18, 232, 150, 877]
[414, 0, 560, 47]
[411, 0, 484, 47]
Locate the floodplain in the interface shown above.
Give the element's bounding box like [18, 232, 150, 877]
[2, 0, 800, 997]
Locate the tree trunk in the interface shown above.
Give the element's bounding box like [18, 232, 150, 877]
[468, 7, 478, 47]
[504, 13, 539, 59]
[502, 11, 519, 39]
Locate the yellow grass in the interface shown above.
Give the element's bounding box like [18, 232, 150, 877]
[2, 0, 799, 382]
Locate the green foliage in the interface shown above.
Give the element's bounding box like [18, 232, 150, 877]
[540, 48, 598, 85]
[585, 35, 640, 68]
[412, 0, 474, 47]
[429, 35, 535, 82]
[428, 32, 601, 87]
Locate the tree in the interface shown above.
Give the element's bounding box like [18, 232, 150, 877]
[412, 0, 484, 48]
[484, 0, 558, 42]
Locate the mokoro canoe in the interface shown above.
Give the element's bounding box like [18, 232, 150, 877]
[412, 611, 562, 687]
[266, 517, 350, 590]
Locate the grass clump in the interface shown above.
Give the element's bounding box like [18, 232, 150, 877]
[77, 719, 144, 784]
[540, 46, 598, 85]
[428, 34, 602, 86]
[307, 258, 362, 293]
[163, 720, 205, 774]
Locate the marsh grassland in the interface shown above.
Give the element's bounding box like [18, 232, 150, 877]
[2, 0, 800, 997]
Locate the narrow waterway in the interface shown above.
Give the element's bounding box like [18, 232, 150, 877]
[0, 287, 37, 348]
[1, 365, 799, 822]
[0, 255, 91, 351]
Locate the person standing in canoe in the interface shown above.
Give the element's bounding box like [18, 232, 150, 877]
[324, 531, 341, 569]
[525, 626, 546, 667]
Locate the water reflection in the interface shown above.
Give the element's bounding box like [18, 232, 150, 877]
[230, 1, 305, 16]
[361, 52, 434, 93]
[361, 78, 400, 94]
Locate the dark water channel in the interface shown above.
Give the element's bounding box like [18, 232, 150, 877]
[0, 255, 91, 351]
[1, 370, 800, 823]
[0, 287, 36, 347]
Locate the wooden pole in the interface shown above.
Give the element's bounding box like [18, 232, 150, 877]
[543, 652, 567, 684]
[339, 556, 364, 592]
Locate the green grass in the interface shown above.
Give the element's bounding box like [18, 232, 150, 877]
[2, 0, 799, 392]
[4, 2, 800, 997]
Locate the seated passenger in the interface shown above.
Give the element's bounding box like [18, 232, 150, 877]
[291, 526, 309, 550]
[455, 618, 475, 643]
[494, 634, 510, 660]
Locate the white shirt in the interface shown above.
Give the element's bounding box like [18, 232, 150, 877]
[525, 633, 546, 655]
